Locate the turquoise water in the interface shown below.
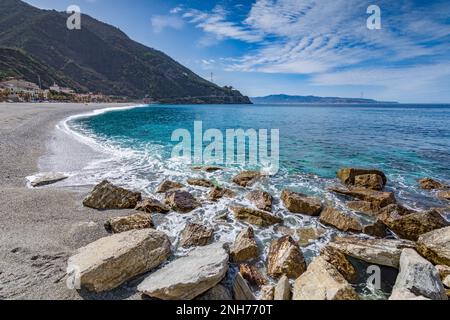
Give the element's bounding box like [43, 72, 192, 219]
[67, 103, 449, 298]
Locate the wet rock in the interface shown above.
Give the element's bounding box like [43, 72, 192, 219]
[165, 190, 201, 213]
[362, 220, 387, 237]
[436, 265, 450, 288]
[104, 213, 153, 234]
[30, 172, 68, 187]
[337, 168, 387, 187]
[416, 226, 450, 266]
[274, 225, 296, 237]
[197, 284, 232, 300]
[260, 285, 274, 300]
[281, 190, 322, 216]
[328, 236, 415, 268]
[230, 227, 259, 262]
[390, 249, 447, 300]
[135, 198, 170, 213]
[192, 166, 223, 172]
[319, 207, 363, 233]
[67, 229, 171, 292]
[155, 180, 184, 193]
[187, 178, 214, 188]
[240, 264, 268, 286]
[230, 206, 283, 227]
[328, 186, 396, 209]
[354, 174, 384, 191]
[208, 186, 235, 201]
[267, 236, 306, 279]
[379, 208, 448, 241]
[138, 243, 228, 300]
[419, 178, 449, 190]
[297, 227, 326, 247]
[274, 275, 291, 300]
[246, 190, 273, 212]
[179, 223, 214, 248]
[379, 204, 415, 217]
[320, 246, 358, 282]
[233, 272, 256, 300]
[438, 190, 450, 201]
[346, 200, 380, 216]
[83, 180, 142, 210]
[293, 256, 359, 300]
[232, 171, 261, 187]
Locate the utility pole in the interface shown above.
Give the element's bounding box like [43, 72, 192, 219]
[210, 72, 213, 83]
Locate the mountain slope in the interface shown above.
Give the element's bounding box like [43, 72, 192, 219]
[251, 94, 396, 104]
[0, 0, 250, 103]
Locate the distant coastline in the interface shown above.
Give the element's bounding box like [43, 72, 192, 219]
[251, 94, 398, 105]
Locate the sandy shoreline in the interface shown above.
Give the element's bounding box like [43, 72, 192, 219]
[0, 102, 145, 300]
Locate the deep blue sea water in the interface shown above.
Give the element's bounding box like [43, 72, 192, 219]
[66, 103, 450, 298]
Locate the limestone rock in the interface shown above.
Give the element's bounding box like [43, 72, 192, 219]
[293, 256, 359, 300]
[197, 284, 232, 300]
[274, 275, 291, 300]
[232, 171, 261, 187]
[135, 198, 170, 213]
[281, 190, 322, 216]
[155, 180, 184, 193]
[337, 168, 387, 186]
[165, 190, 201, 213]
[354, 174, 384, 191]
[328, 186, 396, 209]
[419, 178, 449, 190]
[438, 190, 450, 201]
[179, 223, 214, 248]
[319, 207, 363, 233]
[208, 186, 235, 201]
[389, 289, 431, 300]
[230, 227, 259, 262]
[390, 249, 447, 300]
[379, 208, 448, 241]
[320, 246, 357, 282]
[328, 236, 415, 268]
[187, 178, 214, 188]
[267, 236, 306, 279]
[297, 227, 326, 247]
[67, 229, 171, 292]
[346, 200, 380, 216]
[246, 190, 273, 212]
[362, 220, 387, 238]
[230, 206, 283, 227]
[83, 180, 142, 210]
[240, 264, 267, 286]
[104, 213, 153, 234]
[435, 265, 450, 286]
[30, 172, 68, 187]
[260, 285, 274, 300]
[233, 273, 256, 300]
[416, 226, 450, 266]
[138, 243, 229, 300]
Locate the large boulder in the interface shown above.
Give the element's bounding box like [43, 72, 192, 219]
[354, 174, 384, 191]
[319, 207, 362, 233]
[30, 172, 68, 187]
[138, 243, 229, 300]
[239, 264, 267, 286]
[274, 275, 291, 300]
[197, 284, 232, 300]
[416, 226, 450, 266]
[267, 236, 306, 279]
[155, 180, 184, 193]
[165, 190, 201, 213]
[83, 180, 142, 210]
[418, 178, 449, 190]
[230, 206, 283, 227]
[320, 246, 357, 282]
[297, 227, 326, 247]
[135, 198, 170, 213]
[292, 256, 359, 300]
[67, 229, 171, 292]
[179, 223, 214, 248]
[232, 171, 261, 187]
[246, 190, 273, 212]
[346, 200, 380, 216]
[337, 168, 387, 186]
[230, 227, 259, 262]
[233, 273, 256, 300]
[390, 249, 447, 300]
[187, 178, 214, 188]
[280, 190, 322, 216]
[379, 208, 448, 241]
[104, 213, 153, 234]
[208, 186, 235, 201]
[328, 236, 415, 268]
[328, 186, 396, 209]
[362, 220, 387, 238]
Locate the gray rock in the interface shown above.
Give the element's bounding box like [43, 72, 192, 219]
[83, 180, 142, 210]
[197, 284, 232, 300]
[179, 223, 214, 248]
[30, 172, 68, 187]
[135, 198, 170, 213]
[246, 190, 273, 212]
[155, 180, 184, 193]
[104, 213, 153, 233]
[165, 190, 201, 213]
[233, 272, 256, 300]
[274, 275, 291, 300]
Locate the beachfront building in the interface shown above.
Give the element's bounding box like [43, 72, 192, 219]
[0, 78, 43, 101]
[49, 83, 75, 94]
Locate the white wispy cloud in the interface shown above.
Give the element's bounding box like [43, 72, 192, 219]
[151, 14, 184, 33]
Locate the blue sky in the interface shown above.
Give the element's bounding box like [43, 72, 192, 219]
[24, 0, 450, 103]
